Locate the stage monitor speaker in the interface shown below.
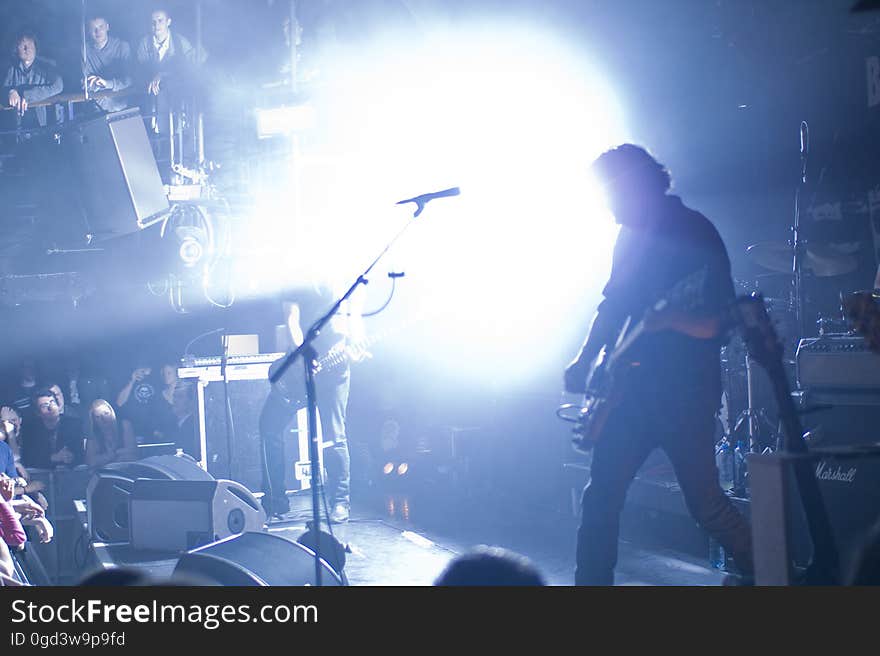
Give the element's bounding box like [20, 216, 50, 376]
[86, 453, 213, 543]
[129, 478, 265, 552]
[173, 531, 344, 586]
[68, 108, 169, 240]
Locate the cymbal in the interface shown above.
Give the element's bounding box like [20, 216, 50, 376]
[746, 241, 858, 277]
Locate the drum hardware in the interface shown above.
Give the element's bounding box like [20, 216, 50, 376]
[816, 314, 850, 336]
[746, 241, 859, 278]
[730, 352, 779, 457]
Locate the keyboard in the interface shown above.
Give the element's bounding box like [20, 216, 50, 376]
[178, 353, 285, 381]
[182, 353, 285, 367]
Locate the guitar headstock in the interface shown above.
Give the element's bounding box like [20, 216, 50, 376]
[734, 293, 783, 372]
[842, 291, 880, 354]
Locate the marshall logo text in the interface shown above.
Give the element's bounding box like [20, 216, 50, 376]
[815, 460, 857, 484]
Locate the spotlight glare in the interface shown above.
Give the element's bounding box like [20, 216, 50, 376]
[232, 21, 628, 386]
[397, 463, 408, 476]
[256, 103, 316, 138]
[383, 462, 395, 475]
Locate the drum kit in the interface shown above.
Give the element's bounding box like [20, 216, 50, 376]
[719, 234, 868, 495]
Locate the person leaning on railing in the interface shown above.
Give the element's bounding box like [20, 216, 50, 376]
[2, 31, 63, 128]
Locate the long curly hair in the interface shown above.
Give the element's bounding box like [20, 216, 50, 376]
[591, 143, 671, 196]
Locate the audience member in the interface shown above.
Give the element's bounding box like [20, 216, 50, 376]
[20, 387, 84, 470]
[4, 357, 39, 414]
[0, 476, 26, 548]
[159, 361, 178, 406]
[66, 354, 112, 438]
[84, 15, 133, 113]
[0, 540, 18, 583]
[0, 408, 23, 471]
[48, 381, 78, 421]
[85, 399, 137, 468]
[116, 361, 175, 444]
[2, 31, 63, 129]
[0, 413, 47, 507]
[79, 565, 152, 586]
[135, 7, 206, 131]
[0, 476, 26, 581]
[0, 420, 19, 479]
[433, 545, 547, 586]
[11, 492, 52, 544]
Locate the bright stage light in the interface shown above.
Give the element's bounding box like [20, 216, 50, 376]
[256, 103, 316, 138]
[237, 20, 628, 385]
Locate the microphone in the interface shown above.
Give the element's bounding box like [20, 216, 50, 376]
[396, 187, 460, 218]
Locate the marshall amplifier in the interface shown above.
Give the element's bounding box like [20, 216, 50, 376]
[749, 447, 880, 584]
[796, 335, 880, 390]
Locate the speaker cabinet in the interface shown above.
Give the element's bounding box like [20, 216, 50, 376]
[749, 448, 880, 584]
[201, 378, 314, 495]
[86, 453, 212, 543]
[173, 531, 344, 586]
[129, 479, 265, 552]
[68, 108, 168, 240]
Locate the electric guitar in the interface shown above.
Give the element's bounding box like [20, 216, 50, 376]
[268, 315, 421, 411]
[734, 293, 839, 584]
[560, 268, 707, 453]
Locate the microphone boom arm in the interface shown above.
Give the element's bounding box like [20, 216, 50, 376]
[396, 187, 460, 218]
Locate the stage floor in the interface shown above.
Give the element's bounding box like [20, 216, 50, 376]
[86, 486, 724, 586]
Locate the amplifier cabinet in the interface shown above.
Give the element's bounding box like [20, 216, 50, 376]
[749, 448, 880, 584]
[796, 335, 880, 390]
[179, 360, 325, 495]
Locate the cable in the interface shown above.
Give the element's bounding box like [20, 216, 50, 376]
[147, 277, 169, 296]
[220, 328, 236, 483]
[361, 273, 404, 318]
[183, 327, 224, 358]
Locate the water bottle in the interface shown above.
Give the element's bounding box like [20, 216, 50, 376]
[715, 437, 734, 491]
[733, 440, 747, 492]
[708, 537, 726, 570]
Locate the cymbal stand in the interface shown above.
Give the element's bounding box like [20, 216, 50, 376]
[732, 352, 777, 493]
[791, 121, 809, 340]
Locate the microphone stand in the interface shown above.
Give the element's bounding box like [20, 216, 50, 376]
[268, 189, 455, 585]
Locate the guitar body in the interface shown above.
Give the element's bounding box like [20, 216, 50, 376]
[268, 339, 352, 412]
[563, 268, 708, 453]
[572, 347, 628, 453]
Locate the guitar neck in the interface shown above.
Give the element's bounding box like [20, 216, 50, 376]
[606, 298, 666, 368]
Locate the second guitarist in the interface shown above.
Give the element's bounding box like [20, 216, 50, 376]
[260, 279, 369, 522]
[564, 144, 753, 585]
